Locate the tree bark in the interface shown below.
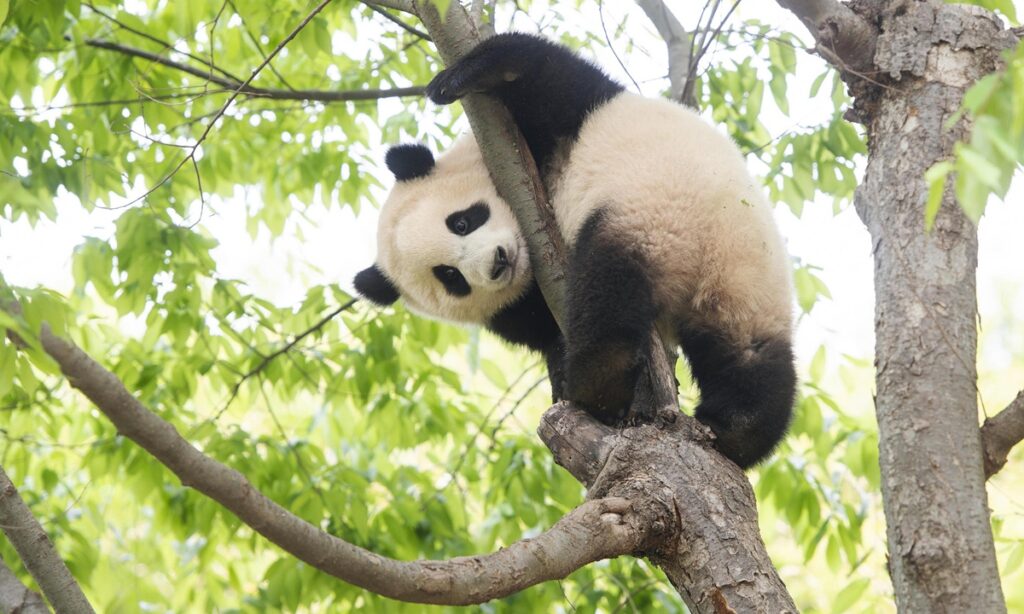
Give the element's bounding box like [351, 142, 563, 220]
[0, 465, 95, 614]
[0, 558, 48, 614]
[415, 2, 797, 611]
[851, 2, 1016, 611]
[540, 405, 797, 612]
[981, 389, 1024, 478]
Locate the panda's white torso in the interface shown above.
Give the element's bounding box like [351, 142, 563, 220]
[549, 92, 793, 345]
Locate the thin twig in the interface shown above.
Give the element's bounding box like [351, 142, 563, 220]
[364, 2, 431, 39]
[598, 0, 641, 92]
[83, 2, 246, 83]
[226, 0, 297, 90]
[94, 0, 335, 210]
[80, 37, 425, 103]
[217, 299, 357, 418]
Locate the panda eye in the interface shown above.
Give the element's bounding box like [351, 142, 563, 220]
[432, 265, 471, 297]
[446, 202, 489, 236]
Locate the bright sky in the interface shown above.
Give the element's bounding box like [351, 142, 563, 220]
[1, 1, 1021, 374]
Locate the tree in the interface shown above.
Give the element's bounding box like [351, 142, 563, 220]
[1, 0, 1023, 611]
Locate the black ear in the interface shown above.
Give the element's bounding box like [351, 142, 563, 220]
[385, 144, 435, 181]
[354, 265, 400, 305]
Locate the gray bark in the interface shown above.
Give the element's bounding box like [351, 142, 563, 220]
[540, 404, 797, 613]
[981, 389, 1024, 478]
[0, 558, 49, 614]
[0, 465, 94, 614]
[27, 323, 646, 606]
[851, 3, 1016, 611]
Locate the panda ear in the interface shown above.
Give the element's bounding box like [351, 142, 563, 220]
[354, 265, 400, 306]
[385, 144, 435, 181]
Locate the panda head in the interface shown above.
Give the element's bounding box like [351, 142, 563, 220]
[354, 137, 533, 324]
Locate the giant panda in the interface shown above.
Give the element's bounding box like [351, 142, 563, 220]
[354, 33, 796, 468]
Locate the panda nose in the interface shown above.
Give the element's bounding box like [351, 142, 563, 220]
[490, 246, 509, 280]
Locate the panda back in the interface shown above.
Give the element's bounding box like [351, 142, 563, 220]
[551, 93, 793, 343]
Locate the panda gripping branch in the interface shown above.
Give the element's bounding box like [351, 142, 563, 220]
[354, 33, 797, 469]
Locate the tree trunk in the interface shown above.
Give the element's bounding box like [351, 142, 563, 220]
[852, 2, 1016, 610]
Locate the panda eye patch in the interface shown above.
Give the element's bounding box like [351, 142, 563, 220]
[432, 265, 471, 297]
[446, 202, 490, 236]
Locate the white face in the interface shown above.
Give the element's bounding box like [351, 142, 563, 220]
[376, 137, 533, 324]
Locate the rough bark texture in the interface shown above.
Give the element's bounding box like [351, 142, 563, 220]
[417, 2, 798, 611]
[981, 390, 1024, 478]
[0, 465, 94, 614]
[851, 3, 1016, 611]
[776, 0, 878, 72]
[0, 558, 48, 614]
[539, 405, 797, 613]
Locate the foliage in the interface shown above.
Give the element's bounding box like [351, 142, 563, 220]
[926, 41, 1024, 227]
[1, 0, 1020, 612]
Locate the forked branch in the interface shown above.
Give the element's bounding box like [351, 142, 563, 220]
[26, 321, 646, 605]
[982, 389, 1024, 478]
[775, 0, 877, 72]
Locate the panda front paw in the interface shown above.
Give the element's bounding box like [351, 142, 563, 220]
[425, 68, 468, 105]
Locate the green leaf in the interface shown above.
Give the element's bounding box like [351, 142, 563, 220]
[833, 578, 871, 613]
[793, 266, 831, 314]
[809, 71, 828, 97]
[0, 0, 9, 26]
[0, 342, 14, 397]
[923, 160, 953, 230]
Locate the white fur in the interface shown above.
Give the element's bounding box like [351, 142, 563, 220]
[551, 93, 793, 346]
[375, 92, 792, 345]
[376, 137, 533, 324]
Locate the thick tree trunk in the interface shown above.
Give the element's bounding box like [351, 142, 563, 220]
[852, 2, 1016, 610]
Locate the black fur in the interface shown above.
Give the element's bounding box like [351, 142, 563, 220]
[412, 35, 796, 467]
[354, 265, 400, 305]
[680, 330, 796, 468]
[432, 265, 471, 297]
[487, 281, 565, 400]
[445, 202, 490, 235]
[563, 211, 656, 423]
[426, 33, 623, 170]
[385, 144, 435, 181]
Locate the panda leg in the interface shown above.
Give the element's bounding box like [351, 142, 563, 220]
[680, 329, 796, 468]
[564, 211, 657, 424]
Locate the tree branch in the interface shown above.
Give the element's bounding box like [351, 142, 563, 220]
[363, 0, 416, 14]
[0, 465, 94, 613]
[0, 557, 48, 614]
[83, 1, 246, 84]
[635, 0, 695, 106]
[80, 37, 425, 102]
[219, 299, 358, 415]
[981, 389, 1024, 478]
[21, 321, 647, 605]
[415, 1, 570, 325]
[414, 3, 796, 611]
[538, 404, 798, 612]
[775, 0, 878, 73]
[362, 2, 431, 40]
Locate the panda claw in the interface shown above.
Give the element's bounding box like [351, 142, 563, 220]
[425, 70, 465, 105]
